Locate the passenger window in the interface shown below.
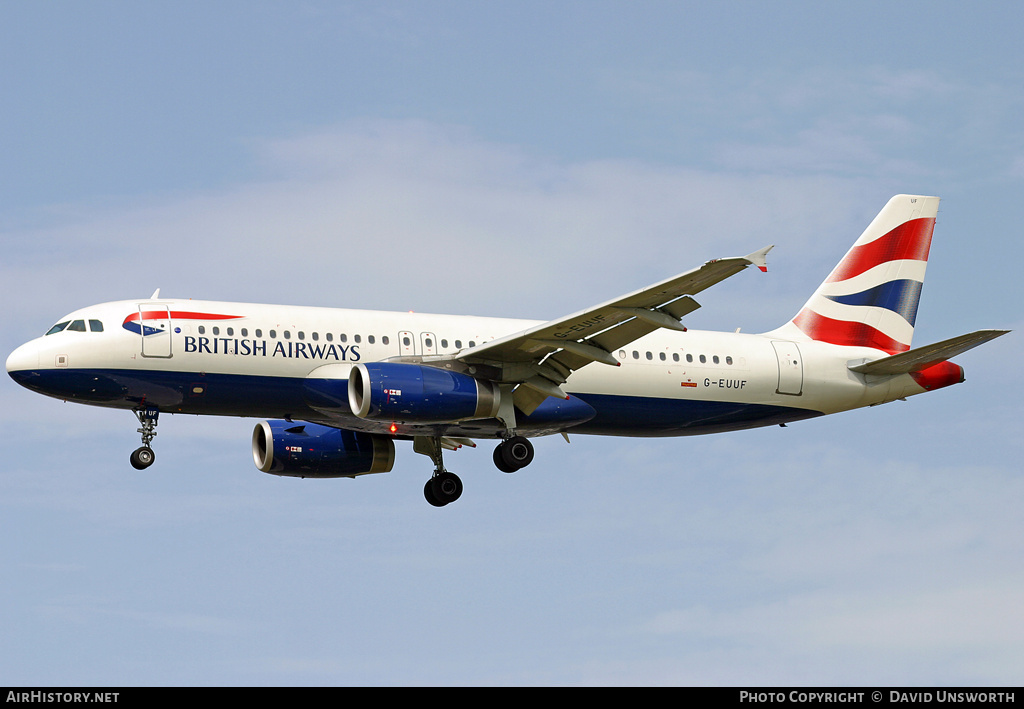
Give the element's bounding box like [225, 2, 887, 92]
[297, 331, 305, 340]
[713, 355, 720, 364]
[354, 335, 361, 344]
[699, 355, 706, 363]
[726, 356, 733, 365]
[89, 320, 104, 332]
[255, 329, 263, 338]
[632, 350, 639, 359]
[46, 321, 70, 335]
[672, 353, 679, 362]
[382, 336, 389, 345]
[340, 334, 348, 343]
[686, 354, 693, 363]
[326, 333, 333, 342]
[441, 339, 449, 349]
[368, 335, 376, 344]
[68, 320, 87, 332]
[311, 332, 319, 341]
[659, 352, 666, 361]
[455, 340, 462, 348]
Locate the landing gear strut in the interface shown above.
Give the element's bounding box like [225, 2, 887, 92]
[493, 435, 534, 473]
[130, 406, 159, 470]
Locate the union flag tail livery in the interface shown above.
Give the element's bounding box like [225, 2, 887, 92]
[780, 194, 938, 354]
[6, 194, 1008, 507]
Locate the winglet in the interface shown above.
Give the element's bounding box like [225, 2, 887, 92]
[745, 245, 774, 272]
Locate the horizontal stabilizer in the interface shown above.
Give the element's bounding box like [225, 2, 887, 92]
[849, 329, 1009, 375]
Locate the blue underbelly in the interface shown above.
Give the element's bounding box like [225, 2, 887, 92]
[9, 367, 822, 437]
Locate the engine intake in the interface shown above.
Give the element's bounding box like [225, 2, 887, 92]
[347, 362, 500, 423]
[252, 420, 395, 478]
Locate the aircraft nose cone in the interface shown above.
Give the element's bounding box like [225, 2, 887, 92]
[6, 341, 40, 379]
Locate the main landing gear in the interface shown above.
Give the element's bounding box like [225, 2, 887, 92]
[416, 436, 464, 507]
[493, 435, 534, 473]
[130, 406, 159, 470]
[415, 433, 536, 507]
[424, 471, 463, 508]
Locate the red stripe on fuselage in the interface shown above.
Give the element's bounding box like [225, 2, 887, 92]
[124, 311, 243, 323]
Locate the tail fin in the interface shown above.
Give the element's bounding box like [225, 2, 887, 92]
[777, 194, 939, 353]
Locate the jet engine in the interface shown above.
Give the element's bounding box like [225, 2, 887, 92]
[252, 420, 395, 478]
[347, 362, 501, 423]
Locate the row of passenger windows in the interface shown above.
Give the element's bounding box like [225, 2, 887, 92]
[416, 337, 478, 349]
[195, 325, 478, 350]
[197, 325, 387, 344]
[44, 319, 729, 365]
[192, 324, 730, 364]
[46, 319, 104, 335]
[620, 349, 735, 365]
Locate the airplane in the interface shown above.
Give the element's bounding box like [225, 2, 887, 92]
[6, 194, 1008, 507]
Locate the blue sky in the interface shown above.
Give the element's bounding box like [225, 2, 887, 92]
[2, 1, 1022, 686]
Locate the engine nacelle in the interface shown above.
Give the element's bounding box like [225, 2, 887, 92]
[348, 362, 500, 423]
[252, 420, 395, 478]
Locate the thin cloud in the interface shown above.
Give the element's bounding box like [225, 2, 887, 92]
[1, 120, 867, 329]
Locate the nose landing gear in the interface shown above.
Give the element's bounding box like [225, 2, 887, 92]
[130, 407, 159, 470]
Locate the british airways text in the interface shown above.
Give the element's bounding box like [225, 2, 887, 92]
[183, 336, 360, 361]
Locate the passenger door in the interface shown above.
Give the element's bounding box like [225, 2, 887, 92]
[138, 304, 172, 358]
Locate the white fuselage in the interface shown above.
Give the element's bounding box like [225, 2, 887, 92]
[6, 298, 931, 441]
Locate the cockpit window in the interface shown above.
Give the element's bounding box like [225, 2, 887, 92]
[44, 318, 104, 335]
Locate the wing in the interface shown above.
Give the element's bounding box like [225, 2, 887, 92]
[451, 245, 773, 415]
